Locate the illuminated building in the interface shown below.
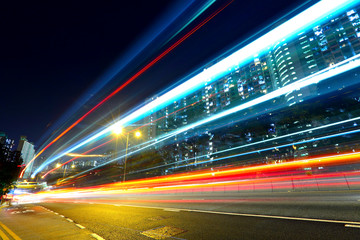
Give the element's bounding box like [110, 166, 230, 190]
[140, 4, 360, 172]
[268, 6, 360, 106]
[0, 131, 15, 161]
[17, 136, 35, 178]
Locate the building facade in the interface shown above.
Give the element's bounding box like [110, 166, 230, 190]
[128, 4, 360, 176]
[17, 136, 35, 178]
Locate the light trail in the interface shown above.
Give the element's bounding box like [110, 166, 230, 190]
[163, 0, 216, 47]
[42, 89, 227, 179]
[41, 139, 114, 178]
[54, 54, 360, 183]
[132, 123, 360, 174]
[16, 152, 360, 203]
[115, 113, 360, 175]
[31, 0, 360, 177]
[110, 156, 359, 192]
[65, 111, 360, 184]
[21, 1, 232, 178]
[173, 128, 360, 169]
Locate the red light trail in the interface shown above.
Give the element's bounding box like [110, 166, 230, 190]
[16, 152, 360, 204]
[41, 139, 114, 178]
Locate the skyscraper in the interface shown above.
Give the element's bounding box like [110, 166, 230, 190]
[17, 136, 35, 179]
[0, 131, 15, 162]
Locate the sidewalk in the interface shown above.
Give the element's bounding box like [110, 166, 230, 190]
[0, 203, 97, 240]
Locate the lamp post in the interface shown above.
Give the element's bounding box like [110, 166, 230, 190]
[123, 133, 129, 182]
[62, 165, 67, 178]
[56, 163, 67, 179]
[111, 124, 141, 183]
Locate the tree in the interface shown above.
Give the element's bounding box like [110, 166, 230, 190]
[0, 143, 23, 199]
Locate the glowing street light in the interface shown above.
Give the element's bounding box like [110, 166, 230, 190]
[112, 124, 123, 135]
[110, 123, 142, 182]
[123, 130, 142, 183]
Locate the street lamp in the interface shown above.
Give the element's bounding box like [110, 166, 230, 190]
[135, 131, 141, 138]
[112, 125, 141, 183]
[112, 125, 123, 135]
[123, 131, 141, 182]
[55, 162, 67, 178]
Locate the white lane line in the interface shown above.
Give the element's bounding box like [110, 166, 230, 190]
[91, 233, 105, 240]
[109, 203, 360, 225]
[66, 218, 74, 222]
[163, 208, 180, 212]
[75, 224, 86, 229]
[54, 212, 59, 215]
[59, 215, 65, 218]
[345, 224, 360, 228]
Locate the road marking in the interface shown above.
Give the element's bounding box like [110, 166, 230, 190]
[0, 228, 9, 240]
[59, 215, 65, 217]
[91, 233, 105, 240]
[110, 203, 360, 225]
[10, 211, 22, 214]
[75, 224, 86, 229]
[22, 210, 35, 213]
[54, 212, 59, 215]
[163, 208, 180, 212]
[141, 226, 186, 239]
[345, 224, 360, 228]
[0, 221, 21, 240]
[66, 218, 74, 222]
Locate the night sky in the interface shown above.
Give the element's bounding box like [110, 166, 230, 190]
[0, 0, 308, 147]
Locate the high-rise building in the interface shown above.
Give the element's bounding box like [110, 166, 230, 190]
[132, 3, 360, 174]
[0, 131, 15, 162]
[17, 136, 35, 178]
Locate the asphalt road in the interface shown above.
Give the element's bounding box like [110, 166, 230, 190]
[39, 200, 360, 240]
[44, 190, 360, 221]
[2, 191, 360, 239]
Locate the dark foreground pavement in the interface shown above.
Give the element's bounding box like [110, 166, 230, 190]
[0, 204, 100, 240]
